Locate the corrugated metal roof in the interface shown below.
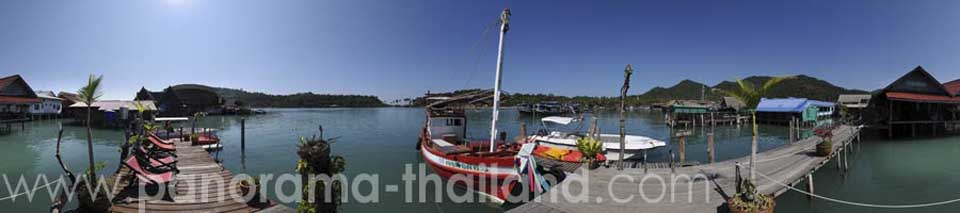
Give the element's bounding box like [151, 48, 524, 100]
[756, 98, 808, 112]
[34, 90, 62, 100]
[804, 100, 835, 107]
[886, 92, 960, 103]
[945, 79, 960, 96]
[0, 96, 41, 104]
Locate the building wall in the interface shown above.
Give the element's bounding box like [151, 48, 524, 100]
[29, 98, 61, 114]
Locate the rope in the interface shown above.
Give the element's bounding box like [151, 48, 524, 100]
[735, 127, 960, 209]
[754, 169, 960, 209]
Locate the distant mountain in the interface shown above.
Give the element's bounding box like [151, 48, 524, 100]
[636, 75, 869, 104]
[636, 80, 721, 103]
[215, 87, 386, 108]
[712, 75, 869, 102]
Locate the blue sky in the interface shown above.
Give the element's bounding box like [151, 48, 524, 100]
[1, 0, 959, 101]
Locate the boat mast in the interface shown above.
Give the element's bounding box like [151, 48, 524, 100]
[489, 9, 510, 152]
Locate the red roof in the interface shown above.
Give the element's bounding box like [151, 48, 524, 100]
[945, 79, 960, 96]
[886, 92, 960, 103]
[0, 96, 41, 104]
[0, 75, 21, 90]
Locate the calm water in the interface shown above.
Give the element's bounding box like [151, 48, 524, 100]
[0, 108, 957, 212]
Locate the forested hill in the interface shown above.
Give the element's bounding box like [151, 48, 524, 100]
[216, 87, 386, 108]
[409, 75, 869, 107]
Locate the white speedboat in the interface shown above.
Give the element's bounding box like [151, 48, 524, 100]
[528, 116, 666, 160]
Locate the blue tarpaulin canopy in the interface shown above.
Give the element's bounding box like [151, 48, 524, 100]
[756, 98, 810, 112]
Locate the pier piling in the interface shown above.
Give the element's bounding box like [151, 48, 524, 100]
[806, 174, 815, 199]
[241, 118, 246, 152]
[707, 132, 715, 163]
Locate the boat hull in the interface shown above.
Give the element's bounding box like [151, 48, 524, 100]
[419, 141, 519, 203]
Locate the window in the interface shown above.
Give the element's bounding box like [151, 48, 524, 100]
[445, 118, 462, 126]
[34, 104, 39, 110]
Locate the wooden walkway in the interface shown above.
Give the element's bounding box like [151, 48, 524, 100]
[509, 125, 860, 213]
[109, 139, 286, 212]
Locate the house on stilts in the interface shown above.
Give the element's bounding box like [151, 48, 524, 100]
[868, 66, 960, 138]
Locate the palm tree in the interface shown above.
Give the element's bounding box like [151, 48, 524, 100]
[78, 74, 103, 177]
[715, 76, 793, 109]
[716, 76, 791, 182]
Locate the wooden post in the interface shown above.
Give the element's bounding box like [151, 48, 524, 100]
[888, 102, 894, 139]
[241, 118, 246, 152]
[836, 147, 842, 171]
[806, 174, 814, 199]
[789, 119, 795, 143]
[618, 64, 632, 170]
[707, 132, 715, 163]
[669, 150, 675, 173]
[679, 134, 686, 165]
[519, 122, 527, 141]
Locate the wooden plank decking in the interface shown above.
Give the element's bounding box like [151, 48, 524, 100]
[109, 139, 278, 212]
[509, 125, 859, 213]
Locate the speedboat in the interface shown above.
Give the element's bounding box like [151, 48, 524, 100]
[527, 116, 666, 160]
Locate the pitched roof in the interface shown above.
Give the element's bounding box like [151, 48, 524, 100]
[0, 74, 38, 98]
[882, 66, 952, 96]
[885, 92, 960, 104]
[0, 75, 21, 90]
[57, 92, 81, 103]
[945, 79, 960, 96]
[837, 94, 871, 108]
[722, 97, 746, 109]
[69, 100, 157, 112]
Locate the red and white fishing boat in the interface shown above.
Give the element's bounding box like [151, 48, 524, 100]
[418, 9, 523, 203]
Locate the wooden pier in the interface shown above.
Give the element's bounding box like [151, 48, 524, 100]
[509, 125, 860, 213]
[110, 138, 293, 212]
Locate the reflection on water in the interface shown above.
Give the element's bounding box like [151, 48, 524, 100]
[0, 108, 957, 212]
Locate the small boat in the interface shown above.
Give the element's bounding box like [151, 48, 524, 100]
[518, 101, 577, 116]
[527, 116, 666, 160]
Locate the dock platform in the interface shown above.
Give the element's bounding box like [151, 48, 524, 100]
[109, 139, 290, 212]
[509, 125, 860, 213]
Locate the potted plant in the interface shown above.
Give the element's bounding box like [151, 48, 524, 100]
[728, 178, 775, 213]
[189, 132, 200, 142]
[576, 137, 602, 169]
[238, 176, 261, 204]
[814, 127, 834, 157]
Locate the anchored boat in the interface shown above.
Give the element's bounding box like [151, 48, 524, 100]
[418, 9, 526, 203]
[527, 116, 666, 160]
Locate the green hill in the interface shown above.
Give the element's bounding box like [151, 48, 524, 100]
[710, 75, 869, 102]
[405, 75, 870, 107]
[215, 87, 386, 108]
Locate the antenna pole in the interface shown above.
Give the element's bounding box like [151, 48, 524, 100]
[489, 9, 510, 152]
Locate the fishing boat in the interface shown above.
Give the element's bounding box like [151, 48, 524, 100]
[527, 116, 666, 160]
[418, 9, 527, 203]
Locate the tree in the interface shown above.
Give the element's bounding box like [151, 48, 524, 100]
[78, 74, 103, 177]
[715, 76, 793, 109]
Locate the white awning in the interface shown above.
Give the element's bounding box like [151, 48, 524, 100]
[154, 117, 189, 122]
[541, 116, 575, 125]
